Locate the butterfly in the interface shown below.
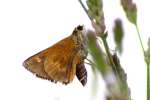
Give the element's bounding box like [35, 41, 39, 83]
[23, 25, 88, 86]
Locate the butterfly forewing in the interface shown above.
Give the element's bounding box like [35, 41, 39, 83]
[23, 48, 53, 80]
[23, 25, 88, 85]
[23, 35, 78, 84]
[43, 35, 78, 84]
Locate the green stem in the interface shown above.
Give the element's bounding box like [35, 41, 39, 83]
[101, 37, 119, 76]
[78, 0, 93, 21]
[135, 25, 145, 54]
[147, 63, 150, 100]
[78, 0, 131, 99]
[135, 24, 150, 100]
[78, 0, 117, 75]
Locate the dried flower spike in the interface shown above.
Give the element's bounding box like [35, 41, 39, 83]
[121, 0, 137, 24]
[86, 0, 106, 35]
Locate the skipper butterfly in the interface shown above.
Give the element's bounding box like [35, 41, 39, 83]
[23, 25, 88, 86]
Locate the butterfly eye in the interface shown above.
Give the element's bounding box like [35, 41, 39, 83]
[77, 25, 83, 31]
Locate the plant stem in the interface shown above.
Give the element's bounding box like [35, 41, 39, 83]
[78, 0, 117, 75]
[78, 0, 131, 99]
[135, 25, 145, 54]
[147, 63, 150, 100]
[78, 0, 93, 21]
[101, 37, 119, 76]
[135, 24, 150, 100]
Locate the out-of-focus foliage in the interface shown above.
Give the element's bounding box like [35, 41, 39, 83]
[87, 30, 131, 100]
[121, 1, 149, 99]
[78, 0, 136, 99]
[90, 68, 99, 100]
[112, 54, 126, 83]
[112, 53, 131, 99]
[78, 0, 150, 99]
[113, 19, 124, 54]
[121, 0, 137, 25]
[86, 30, 107, 74]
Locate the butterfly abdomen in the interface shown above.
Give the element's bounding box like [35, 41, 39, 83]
[76, 62, 87, 86]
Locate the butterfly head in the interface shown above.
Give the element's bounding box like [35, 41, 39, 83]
[72, 25, 88, 59]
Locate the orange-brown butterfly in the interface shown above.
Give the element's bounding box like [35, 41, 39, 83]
[23, 25, 88, 86]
